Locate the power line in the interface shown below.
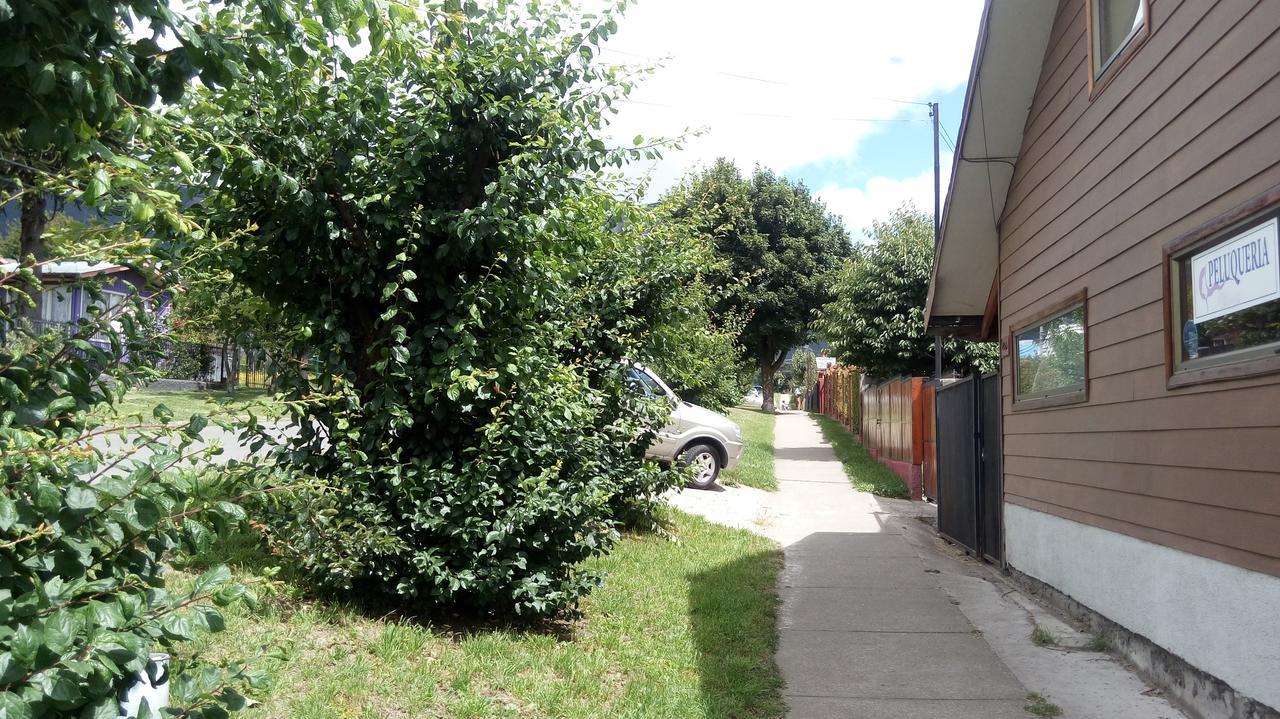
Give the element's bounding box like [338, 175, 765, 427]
[621, 98, 928, 124]
[940, 123, 957, 152]
[976, 76, 1000, 229]
[601, 47, 932, 108]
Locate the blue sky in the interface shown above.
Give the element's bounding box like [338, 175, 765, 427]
[601, 0, 985, 235]
[790, 84, 967, 192]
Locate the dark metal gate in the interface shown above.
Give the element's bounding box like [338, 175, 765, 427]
[934, 373, 1002, 563]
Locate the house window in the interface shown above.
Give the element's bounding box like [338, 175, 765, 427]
[1088, 0, 1148, 87]
[1014, 302, 1087, 406]
[86, 289, 130, 341]
[88, 289, 128, 318]
[1169, 207, 1280, 383]
[39, 287, 74, 324]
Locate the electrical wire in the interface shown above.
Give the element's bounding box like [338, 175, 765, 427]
[975, 76, 1000, 229]
[620, 98, 927, 124]
[940, 123, 958, 152]
[601, 46, 932, 108]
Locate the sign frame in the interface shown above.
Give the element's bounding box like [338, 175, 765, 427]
[1188, 217, 1280, 324]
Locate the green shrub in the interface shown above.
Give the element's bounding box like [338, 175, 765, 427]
[191, 2, 691, 617]
[1, 270, 260, 717]
[163, 342, 216, 381]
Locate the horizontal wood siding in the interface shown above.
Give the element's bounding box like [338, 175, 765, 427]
[999, 0, 1280, 578]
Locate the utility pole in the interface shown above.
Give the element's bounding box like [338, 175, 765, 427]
[930, 101, 943, 380]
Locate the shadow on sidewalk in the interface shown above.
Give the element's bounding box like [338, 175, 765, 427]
[771, 445, 852, 463]
[687, 545, 787, 718]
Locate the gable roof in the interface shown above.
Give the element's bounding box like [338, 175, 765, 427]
[0, 258, 129, 277]
[924, 0, 1060, 339]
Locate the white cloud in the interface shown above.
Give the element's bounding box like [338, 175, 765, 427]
[816, 154, 952, 238]
[595, 0, 984, 215]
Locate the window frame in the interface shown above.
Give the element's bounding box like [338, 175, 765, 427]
[1010, 290, 1090, 411]
[1163, 185, 1280, 389]
[1085, 0, 1151, 99]
[39, 286, 75, 324]
[90, 289, 129, 316]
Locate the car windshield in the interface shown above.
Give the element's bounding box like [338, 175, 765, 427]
[625, 367, 666, 398]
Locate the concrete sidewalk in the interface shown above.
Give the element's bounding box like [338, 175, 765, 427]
[766, 412, 1029, 719]
[669, 410, 1188, 718]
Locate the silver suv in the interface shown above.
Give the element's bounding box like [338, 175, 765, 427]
[626, 364, 744, 489]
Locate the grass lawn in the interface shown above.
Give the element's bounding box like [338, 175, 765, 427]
[810, 412, 909, 499]
[105, 388, 282, 421]
[182, 510, 784, 718]
[720, 406, 777, 491]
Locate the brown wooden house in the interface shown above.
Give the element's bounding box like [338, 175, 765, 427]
[925, 1, 1280, 717]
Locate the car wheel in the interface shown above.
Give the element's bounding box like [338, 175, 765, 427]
[680, 443, 721, 490]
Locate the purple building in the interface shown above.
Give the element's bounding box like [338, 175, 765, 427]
[0, 258, 171, 350]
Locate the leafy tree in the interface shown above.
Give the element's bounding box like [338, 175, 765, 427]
[648, 293, 750, 412]
[787, 347, 819, 396]
[637, 227, 750, 411]
[167, 239, 300, 392]
[186, 1, 689, 617]
[0, 0, 338, 713]
[1015, 306, 1084, 395]
[0, 213, 266, 719]
[816, 204, 997, 378]
[0, 0, 263, 263]
[663, 160, 852, 411]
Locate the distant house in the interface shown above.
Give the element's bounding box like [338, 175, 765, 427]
[0, 258, 170, 349]
[925, 2, 1279, 718]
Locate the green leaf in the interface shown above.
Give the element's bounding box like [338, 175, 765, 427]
[0, 690, 33, 719]
[173, 149, 195, 175]
[0, 653, 22, 684]
[80, 696, 119, 719]
[33, 63, 55, 95]
[42, 612, 77, 656]
[40, 668, 83, 705]
[130, 498, 161, 529]
[47, 394, 77, 417]
[152, 403, 174, 422]
[0, 496, 15, 532]
[10, 624, 41, 664]
[65, 484, 98, 513]
[193, 565, 231, 595]
[84, 168, 110, 204]
[186, 414, 209, 437]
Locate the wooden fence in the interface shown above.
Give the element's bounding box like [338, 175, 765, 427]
[816, 371, 934, 501]
[819, 366, 860, 431]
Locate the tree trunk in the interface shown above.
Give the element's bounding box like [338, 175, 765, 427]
[220, 337, 232, 392]
[760, 358, 777, 413]
[226, 337, 240, 395]
[19, 189, 49, 263]
[19, 189, 49, 322]
[759, 338, 789, 414]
